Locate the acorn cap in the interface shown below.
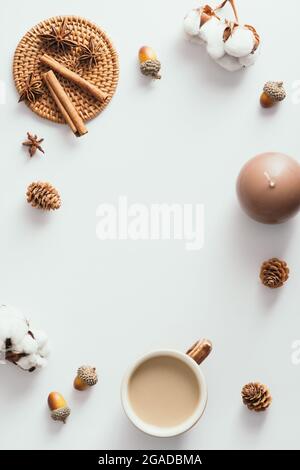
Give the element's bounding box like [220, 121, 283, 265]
[77, 365, 98, 386]
[140, 59, 161, 79]
[263, 81, 286, 102]
[51, 406, 71, 423]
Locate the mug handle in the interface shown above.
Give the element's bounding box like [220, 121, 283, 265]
[186, 339, 212, 365]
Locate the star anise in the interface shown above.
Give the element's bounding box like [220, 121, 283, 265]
[78, 37, 101, 68]
[22, 132, 45, 157]
[39, 18, 78, 53]
[18, 73, 43, 103]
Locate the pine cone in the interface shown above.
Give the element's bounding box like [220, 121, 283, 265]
[140, 59, 161, 79]
[241, 382, 272, 412]
[263, 81, 286, 102]
[27, 182, 61, 211]
[260, 258, 289, 288]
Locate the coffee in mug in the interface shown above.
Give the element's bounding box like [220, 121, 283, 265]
[128, 355, 200, 427]
[121, 339, 212, 437]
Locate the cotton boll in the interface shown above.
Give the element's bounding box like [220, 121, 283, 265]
[16, 334, 38, 354]
[239, 45, 260, 67]
[27, 354, 39, 366]
[34, 356, 48, 368]
[38, 343, 50, 358]
[32, 354, 48, 368]
[30, 329, 50, 357]
[216, 53, 243, 72]
[206, 42, 225, 60]
[0, 304, 49, 371]
[184, 2, 260, 73]
[10, 319, 29, 345]
[16, 355, 34, 371]
[224, 27, 255, 58]
[183, 10, 201, 37]
[205, 20, 227, 60]
[16, 348, 48, 370]
[31, 329, 48, 348]
[17, 353, 47, 370]
[199, 16, 220, 42]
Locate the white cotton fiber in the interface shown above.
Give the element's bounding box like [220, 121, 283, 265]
[17, 352, 48, 371]
[183, 10, 201, 36]
[183, 7, 260, 72]
[30, 329, 48, 347]
[205, 20, 227, 60]
[0, 304, 49, 371]
[199, 16, 220, 42]
[38, 343, 50, 358]
[16, 334, 38, 355]
[224, 26, 255, 58]
[33, 356, 48, 368]
[16, 355, 34, 371]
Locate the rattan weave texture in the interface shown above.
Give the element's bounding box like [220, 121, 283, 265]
[13, 16, 119, 123]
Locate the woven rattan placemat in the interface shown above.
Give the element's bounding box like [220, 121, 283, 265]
[13, 15, 119, 123]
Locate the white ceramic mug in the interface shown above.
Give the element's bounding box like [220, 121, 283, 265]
[121, 339, 212, 438]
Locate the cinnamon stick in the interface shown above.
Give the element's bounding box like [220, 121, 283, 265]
[43, 71, 88, 137]
[186, 339, 212, 365]
[40, 54, 107, 102]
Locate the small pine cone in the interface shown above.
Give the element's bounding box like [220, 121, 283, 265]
[242, 382, 272, 412]
[260, 258, 289, 289]
[140, 59, 161, 79]
[263, 81, 286, 102]
[27, 182, 61, 211]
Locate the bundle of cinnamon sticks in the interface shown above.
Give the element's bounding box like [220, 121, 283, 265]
[41, 54, 107, 137]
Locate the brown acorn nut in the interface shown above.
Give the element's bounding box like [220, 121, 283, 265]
[138, 46, 161, 80]
[260, 81, 286, 108]
[73, 365, 98, 391]
[48, 392, 70, 423]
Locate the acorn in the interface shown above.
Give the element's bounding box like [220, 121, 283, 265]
[138, 46, 161, 79]
[260, 81, 286, 108]
[48, 392, 71, 423]
[73, 365, 98, 391]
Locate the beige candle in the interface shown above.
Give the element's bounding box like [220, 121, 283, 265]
[237, 152, 300, 224]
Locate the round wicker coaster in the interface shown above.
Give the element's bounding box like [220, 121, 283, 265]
[13, 16, 119, 123]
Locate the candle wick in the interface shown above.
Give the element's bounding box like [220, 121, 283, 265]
[264, 172, 276, 189]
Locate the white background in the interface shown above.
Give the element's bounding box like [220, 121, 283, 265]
[0, 0, 300, 450]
